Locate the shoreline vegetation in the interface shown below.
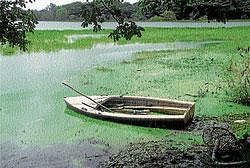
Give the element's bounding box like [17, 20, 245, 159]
[1, 26, 249, 166]
[68, 27, 249, 136]
[22, 19, 250, 23]
[1, 0, 249, 166]
[2, 26, 246, 134]
[32, 1, 250, 22]
[67, 26, 249, 167]
[1, 26, 249, 55]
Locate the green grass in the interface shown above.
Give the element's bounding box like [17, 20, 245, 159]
[1, 26, 249, 147]
[95, 66, 114, 72]
[1, 26, 249, 55]
[0, 29, 112, 55]
[65, 26, 250, 139]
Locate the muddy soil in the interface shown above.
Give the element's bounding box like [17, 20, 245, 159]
[185, 116, 230, 132]
[101, 140, 211, 168]
[102, 116, 249, 168]
[102, 139, 249, 168]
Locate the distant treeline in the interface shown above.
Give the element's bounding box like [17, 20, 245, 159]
[33, 1, 250, 22]
[33, 2, 146, 21]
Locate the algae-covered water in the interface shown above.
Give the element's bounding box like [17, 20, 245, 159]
[1, 42, 215, 167]
[1, 23, 249, 167]
[1, 43, 178, 145]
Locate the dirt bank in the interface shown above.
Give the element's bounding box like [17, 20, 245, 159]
[101, 116, 249, 168]
[102, 138, 249, 168]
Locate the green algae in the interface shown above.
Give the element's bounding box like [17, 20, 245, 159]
[67, 28, 250, 138]
[65, 109, 168, 149]
[1, 26, 249, 150]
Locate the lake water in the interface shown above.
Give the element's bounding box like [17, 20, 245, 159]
[1, 42, 215, 167]
[67, 34, 107, 43]
[1, 19, 248, 166]
[36, 21, 250, 30]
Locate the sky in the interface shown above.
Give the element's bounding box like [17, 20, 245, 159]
[26, 0, 138, 10]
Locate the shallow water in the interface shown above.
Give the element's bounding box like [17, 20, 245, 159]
[67, 34, 107, 43]
[0, 139, 110, 168]
[36, 21, 250, 30]
[1, 42, 205, 96]
[0, 42, 220, 167]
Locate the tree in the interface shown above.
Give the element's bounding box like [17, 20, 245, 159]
[55, 7, 68, 21]
[0, 0, 248, 50]
[81, 0, 243, 41]
[81, 0, 145, 41]
[191, 0, 241, 23]
[0, 0, 37, 51]
[238, 0, 250, 18]
[45, 3, 57, 20]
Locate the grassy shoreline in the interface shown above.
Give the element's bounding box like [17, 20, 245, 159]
[1, 26, 249, 55]
[1, 26, 249, 144]
[63, 27, 249, 138]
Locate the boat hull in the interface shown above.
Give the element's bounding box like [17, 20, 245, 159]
[64, 96, 195, 128]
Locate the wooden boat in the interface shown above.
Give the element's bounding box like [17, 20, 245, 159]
[64, 95, 195, 128]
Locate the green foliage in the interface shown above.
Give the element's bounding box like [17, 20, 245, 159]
[0, 0, 38, 51]
[1, 27, 249, 55]
[31, 0, 250, 43]
[81, 1, 105, 32]
[34, 1, 144, 22]
[162, 10, 177, 21]
[1, 27, 249, 142]
[131, 3, 147, 21]
[1, 0, 247, 50]
[149, 16, 166, 21]
[0, 29, 113, 55]
[33, 2, 83, 21]
[139, 0, 171, 18]
[72, 27, 249, 119]
[238, 0, 250, 19]
[32, 0, 250, 22]
[149, 11, 176, 21]
[55, 7, 68, 20]
[191, 0, 250, 22]
[81, 0, 145, 41]
[139, 0, 250, 22]
[171, 0, 192, 19]
[108, 21, 144, 41]
[226, 47, 250, 105]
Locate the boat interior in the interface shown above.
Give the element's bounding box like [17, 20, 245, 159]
[97, 96, 194, 115]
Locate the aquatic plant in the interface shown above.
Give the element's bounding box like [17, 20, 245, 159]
[227, 47, 250, 105]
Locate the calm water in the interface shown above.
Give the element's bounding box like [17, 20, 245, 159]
[1, 42, 214, 167]
[67, 34, 106, 43]
[36, 21, 250, 30]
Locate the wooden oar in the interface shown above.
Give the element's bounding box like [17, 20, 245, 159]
[62, 82, 113, 112]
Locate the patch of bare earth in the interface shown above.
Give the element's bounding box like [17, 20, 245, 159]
[101, 116, 249, 168]
[101, 140, 210, 168]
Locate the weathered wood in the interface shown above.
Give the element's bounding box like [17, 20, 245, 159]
[112, 108, 150, 115]
[122, 106, 187, 114]
[62, 82, 112, 112]
[64, 95, 195, 128]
